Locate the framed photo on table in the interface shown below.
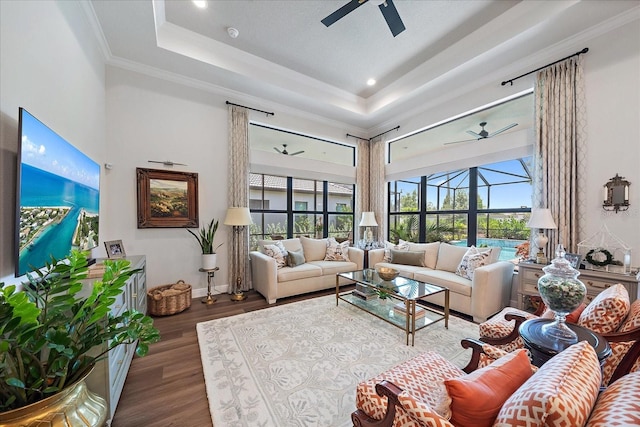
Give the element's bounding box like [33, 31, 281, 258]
[136, 168, 199, 228]
[565, 253, 583, 269]
[105, 240, 126, 259]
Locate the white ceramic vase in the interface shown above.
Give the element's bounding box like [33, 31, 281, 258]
[202, 253, 217, 270]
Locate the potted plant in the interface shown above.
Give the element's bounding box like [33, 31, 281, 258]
[0, 250, 160, 426]
[187, 218, 224, 270]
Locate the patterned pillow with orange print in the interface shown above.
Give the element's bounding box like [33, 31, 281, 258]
[585, 371, 640, 427]
[578, 284, 630, 334]
[494, 341, 602, 427]
[444, 349, 533, 427]
[600, 299, 640, 386]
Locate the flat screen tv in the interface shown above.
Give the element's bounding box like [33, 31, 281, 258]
[15, 108, 100, 277]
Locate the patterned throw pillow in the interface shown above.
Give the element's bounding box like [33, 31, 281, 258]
[585, 371, 640, 426]
[494, 341, 601, 427]
[287, 249, 306, 267]
[324, 237, 350, 261]
[578, 283, 630, 334]
[383, 239, 410, 262]
[262, 241, 288, 269]
[455, 246, 492, 280]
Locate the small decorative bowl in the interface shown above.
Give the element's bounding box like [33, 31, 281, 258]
[377, 267, 399, 281]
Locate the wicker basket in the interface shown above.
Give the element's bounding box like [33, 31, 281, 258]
[147, 280, 192, 316]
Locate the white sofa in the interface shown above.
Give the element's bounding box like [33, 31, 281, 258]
[250, 236, 364, 304]
[369, 242, 514, 322]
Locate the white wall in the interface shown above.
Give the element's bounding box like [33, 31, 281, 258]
[105, 67, 363, 293]
[0, 1, 106, 285]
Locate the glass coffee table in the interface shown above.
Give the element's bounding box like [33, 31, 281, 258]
[336, 269, 449, 346]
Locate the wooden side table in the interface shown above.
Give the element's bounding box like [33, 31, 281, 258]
[519, 318, 611, 367]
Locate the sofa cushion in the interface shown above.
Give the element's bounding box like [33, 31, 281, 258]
[390, 249, 425, 267]
[435, 243, 470, 273]
[407, 242, 440, 269]
[324, 237, 350, 261]
[277, 263, 322, 282]
[287, 249, 306, 267]
[455, 246, 492, 280]
[383, 239, 410, 262]
[578, 284, 630, 334]
[263, 242, 288, 269]
[372, 262, 424, 279]
[300, 236, 328, 261]
[585, 371, 640, 426]
[308, 260, 358, 276]
[494, 341, 601, 427]
[445, 349, 533, 427]
[414, 270, 472, 297]
[258, 238, 302, 253]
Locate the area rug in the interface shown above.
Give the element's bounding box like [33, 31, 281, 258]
[196, 295, 479, 427]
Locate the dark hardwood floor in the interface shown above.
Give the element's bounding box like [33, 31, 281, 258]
[111, 288, 342, 427]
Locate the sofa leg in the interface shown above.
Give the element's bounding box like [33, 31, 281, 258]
[268, 298, 277, 304]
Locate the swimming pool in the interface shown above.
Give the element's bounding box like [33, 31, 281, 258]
[451, 238, 525, 262]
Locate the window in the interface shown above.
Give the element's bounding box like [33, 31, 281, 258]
[388, 157, 532, 261]
[249, 173, 354, 248]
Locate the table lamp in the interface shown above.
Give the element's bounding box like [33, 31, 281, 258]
[359, 212, 378, 247]
[527, 208, 557, 264]
[224, 207, 252, 301]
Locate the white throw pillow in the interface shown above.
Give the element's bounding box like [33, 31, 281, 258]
[455, 246, 492, 280]
[383, 239, 410, 262]
[324, 237, 350, 261]
[262, 241, 288, 269]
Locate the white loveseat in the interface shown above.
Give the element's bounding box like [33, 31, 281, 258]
[250, 236, 364, 304]
[369, 242, 514, 322]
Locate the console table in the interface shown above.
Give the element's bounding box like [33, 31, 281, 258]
[517, 262, 638, 311]
[84, 255, 147, 425]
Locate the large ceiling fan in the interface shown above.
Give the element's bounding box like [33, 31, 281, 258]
[274, 144, 304, 156]
[445, 121, 518, 145]
[321, 0, 406, 37]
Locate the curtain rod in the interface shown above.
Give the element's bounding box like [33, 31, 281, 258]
[347, 126, 400, 142]
[501, 47, 589, 86]
[225, 101, 274, 116]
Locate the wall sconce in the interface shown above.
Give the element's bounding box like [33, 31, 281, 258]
[603, 174, 630, 213]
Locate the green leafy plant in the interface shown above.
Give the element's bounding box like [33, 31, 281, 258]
[0, 251, 160, 411]
[187, 218, 223, 254]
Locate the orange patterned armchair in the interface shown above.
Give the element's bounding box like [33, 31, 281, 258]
[479, 283, 640, 386]
[352, 339, 640, 427]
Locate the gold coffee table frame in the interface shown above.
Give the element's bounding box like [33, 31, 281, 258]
[336, 269, 449, 346]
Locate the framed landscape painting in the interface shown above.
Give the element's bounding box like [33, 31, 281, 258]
[136, 168, 199, 228]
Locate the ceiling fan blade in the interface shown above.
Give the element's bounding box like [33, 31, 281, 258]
[488, 123, 518, 137]
[444, 138, 476, 146]
[466, 130, 483, 139]
[321, 0, 363, 27]
[273, 147, 282, 154]
[379, 0, 405, 37]
[290, 151, 305, 156]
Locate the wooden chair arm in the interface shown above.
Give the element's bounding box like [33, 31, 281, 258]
[480, 313, 530, 346]
[351, 380, 402, 427]
[460, 337, 486, 373]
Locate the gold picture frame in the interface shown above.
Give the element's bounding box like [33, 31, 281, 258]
[136, 168, 199, 228]
[105, 240, 126, 259]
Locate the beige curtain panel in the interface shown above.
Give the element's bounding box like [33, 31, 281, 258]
[533, 56, 587, 254]
[228, 105, 251, 291]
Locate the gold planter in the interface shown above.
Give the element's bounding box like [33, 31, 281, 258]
[0, 368, 107, 427]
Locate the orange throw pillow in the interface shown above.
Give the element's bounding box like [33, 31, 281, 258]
[445, 349, 533, 427]
[541, 302, 587, 324]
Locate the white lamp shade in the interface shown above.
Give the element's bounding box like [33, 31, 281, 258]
[224, 207, 252, 226]
[527, 208, 557, 229]
[359, 212, 378, 227]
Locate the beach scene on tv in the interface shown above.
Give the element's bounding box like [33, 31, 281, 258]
[17, 109, 100, 277]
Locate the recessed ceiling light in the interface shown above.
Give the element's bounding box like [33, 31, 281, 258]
[192, 0, 207, 9]
[367, 78, 376, 86]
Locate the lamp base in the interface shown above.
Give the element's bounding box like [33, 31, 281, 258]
[230, 292, 247, 301]
[202, 294, 217, 305]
